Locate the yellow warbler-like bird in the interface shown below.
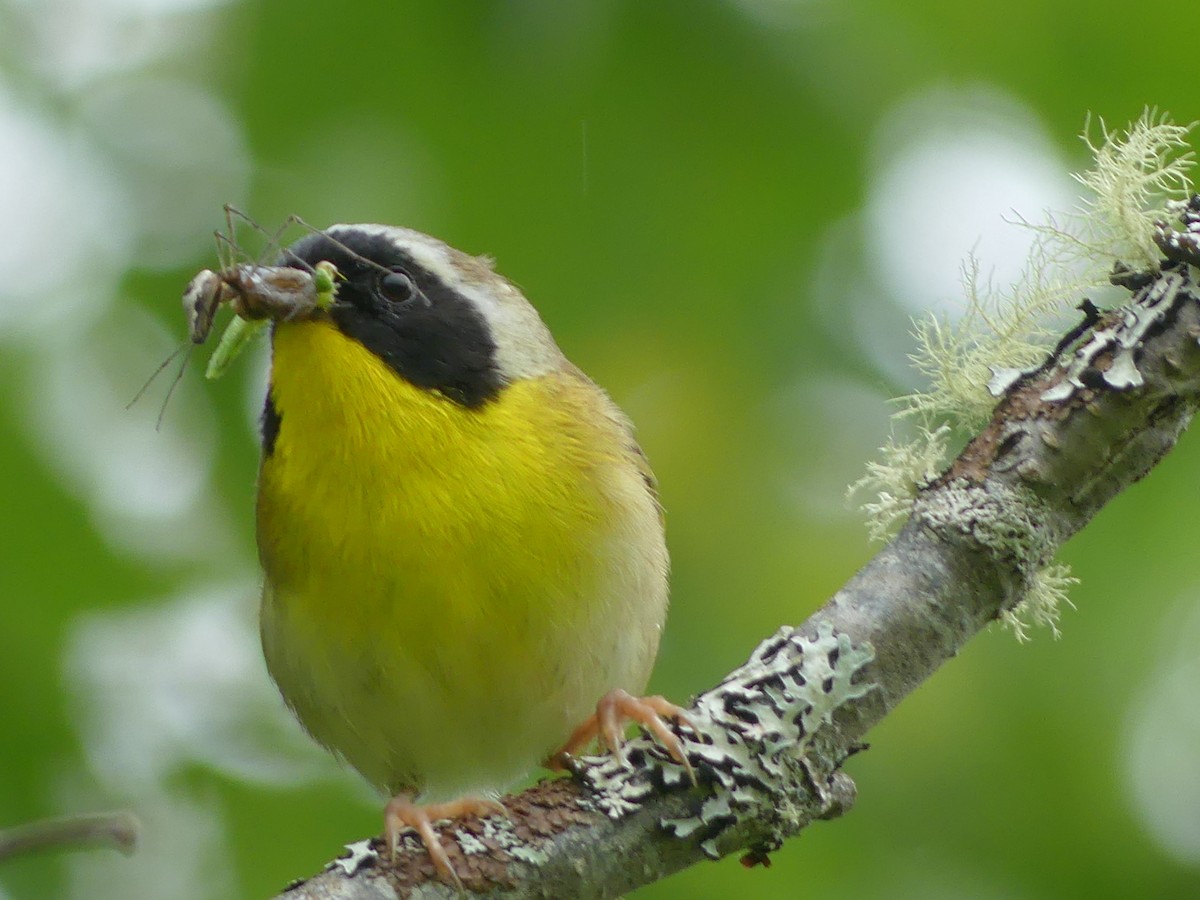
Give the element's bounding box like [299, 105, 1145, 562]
[233, 224, 688, 880]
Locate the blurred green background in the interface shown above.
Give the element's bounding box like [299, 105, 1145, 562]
[1, 1, 1198, 898]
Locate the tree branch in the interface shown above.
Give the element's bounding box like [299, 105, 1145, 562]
[271, 211, 1200, 899]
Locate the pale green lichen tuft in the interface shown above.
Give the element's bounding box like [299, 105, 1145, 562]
[1073, 110, 1195, 269]
[902, 242, 1090, 431]
[847, 425, 950, 542]
[1000, 562, 1079, 642]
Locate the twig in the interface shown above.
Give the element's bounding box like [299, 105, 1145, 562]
[0, 811, 140, 862]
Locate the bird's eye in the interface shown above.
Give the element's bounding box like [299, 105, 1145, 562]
[378, 268, 417, 304]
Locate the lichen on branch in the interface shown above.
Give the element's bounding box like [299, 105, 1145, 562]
[851, 110, 1196, 636]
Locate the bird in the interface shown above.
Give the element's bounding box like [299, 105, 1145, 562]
[240, 222, 691, 882]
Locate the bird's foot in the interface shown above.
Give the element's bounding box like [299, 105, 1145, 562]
[547, 688, 697, 784]
[383, 794, 507, 886]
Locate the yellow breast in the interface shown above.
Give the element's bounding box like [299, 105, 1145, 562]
[257, 318, 668, 799]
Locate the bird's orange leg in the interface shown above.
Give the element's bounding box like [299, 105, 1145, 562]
[384, 794, 506, 886]
[548, 688, 697, 783]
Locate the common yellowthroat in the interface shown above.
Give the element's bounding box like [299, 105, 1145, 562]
[214, 223, 690, 881]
